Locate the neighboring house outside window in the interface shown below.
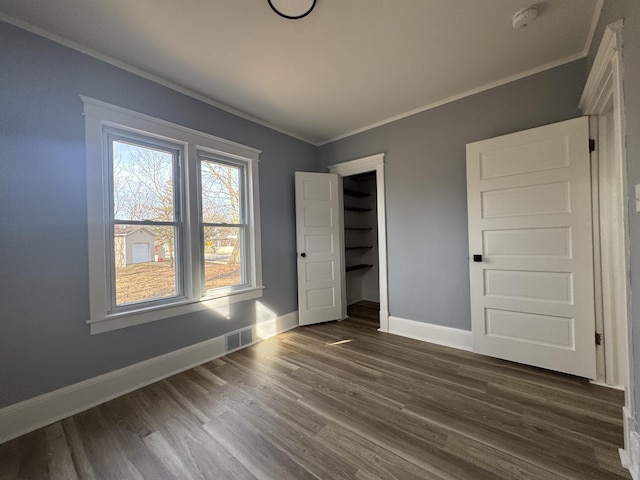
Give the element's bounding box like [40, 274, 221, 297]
[113, 226, 157, 267]
[82, 97, 263, 334]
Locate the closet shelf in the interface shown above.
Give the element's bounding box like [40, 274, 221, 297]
[343, 188, 371, 198]
[345, 206, 373, 212]
[346, 264, 373, 272]
[346, 246, 373, 250]
[345, 227, 373, 231]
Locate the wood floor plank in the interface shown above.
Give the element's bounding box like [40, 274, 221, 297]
[215, 398, 357, 480]
[59, 416, 98, 479]
[135, 384, 246, 480]
[204, 411, 319, 480]
[297, 388, 501, 480]
[443, 432, 567, 480]
[43, 423, 78, 480]
[142, 431, 206, 480]
[0, 303, 631, 479]
[405, 395, 618, 479]
[71, 408, 146, 480]
[97, 396, 175, 479]
[487, 382, 624, 446]
[15, 430, 49, 480]
[316, 423, 446, 480]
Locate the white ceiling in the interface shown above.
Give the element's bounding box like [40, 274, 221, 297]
[0, 0, 601, 145]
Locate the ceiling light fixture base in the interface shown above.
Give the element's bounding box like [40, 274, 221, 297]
[268, 0, 316, 19]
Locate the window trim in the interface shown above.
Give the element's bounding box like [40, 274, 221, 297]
[82, 96, 263, 335]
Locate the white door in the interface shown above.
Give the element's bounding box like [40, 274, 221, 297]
[132, 243, 150, 263]
[466, 116, 596, 378]
[295, 172, 345, 326]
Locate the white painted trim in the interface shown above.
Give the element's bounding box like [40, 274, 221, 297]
[90, 287, 265, 334]
[0, 311, 299, 445]
[590, 115, 607, 384]
[589, 379, 625, 390]
[320, 52, 586, 145]
[329, 154, 390, 332]
[620, 406, 640, 479]
[0, 13, 316, 146]
[580, 20, 624, 112]
[327, 153, 384, 174]
[82, 97, 264, 334]
[81, 96, 262, 159]
[580, 19, 632, 391]
[388, 316, 473, 352]
[581, 21, 635, 478]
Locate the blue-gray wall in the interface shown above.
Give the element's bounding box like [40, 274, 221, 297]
[4, 3, 638, 427]
[0, 21, 318, 408]
[319, 61, 586, 330]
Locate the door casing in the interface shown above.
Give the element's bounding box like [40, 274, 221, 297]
[579, 20, 631, 391]
[329, 153, 389, 332]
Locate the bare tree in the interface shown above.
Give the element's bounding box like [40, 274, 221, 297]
[201, 161, 242, 265]
[113, 145, 242, 272]
[113, 144, 175, 266]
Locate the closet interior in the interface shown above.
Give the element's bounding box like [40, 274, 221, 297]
[342, 172, 380, 320]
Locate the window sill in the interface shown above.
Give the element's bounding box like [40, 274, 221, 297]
[87, 286, 264, 335]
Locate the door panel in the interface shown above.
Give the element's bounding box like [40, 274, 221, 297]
[481, 182, 569, 218]
[467, 116, 596, 378]
[485, 309, 574, 348]
[483, 227, 572, 258]
[484, 270, 573, 303]
[479, 135, 569, 179]
[295, 172, 345, 326]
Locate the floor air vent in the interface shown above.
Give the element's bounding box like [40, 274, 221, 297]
[225, 327, 253, 352]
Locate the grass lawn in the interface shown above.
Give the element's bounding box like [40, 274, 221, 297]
[115, 261, 241, 305]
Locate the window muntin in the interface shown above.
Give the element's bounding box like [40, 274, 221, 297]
[107, 132, 184, 310]
[200, 155, 247, 293]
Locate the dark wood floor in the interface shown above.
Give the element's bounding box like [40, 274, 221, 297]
[0, 306, 630, 479]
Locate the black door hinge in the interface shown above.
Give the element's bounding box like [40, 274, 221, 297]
[589, 139, 596, 152]
[595, 332, 602, 346]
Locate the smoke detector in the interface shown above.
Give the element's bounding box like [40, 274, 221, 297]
[512, 6, 538, 30]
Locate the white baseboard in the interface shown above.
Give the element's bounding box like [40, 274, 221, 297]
[388, 316, 473, 352]
[0, 311, 299, 445]
[620, 406, 640, 479]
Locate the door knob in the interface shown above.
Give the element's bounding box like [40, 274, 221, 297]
[301, 253, 307, 258]
[473, 254, 483, 262]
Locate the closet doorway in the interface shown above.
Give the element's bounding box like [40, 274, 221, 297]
[329, 154, 389, 332]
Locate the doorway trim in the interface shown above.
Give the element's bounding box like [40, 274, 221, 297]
[328, 153, 389, 332]
[579, 19, 636, 473]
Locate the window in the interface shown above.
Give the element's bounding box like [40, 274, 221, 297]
[199, 155, 246, 292]
[82, 97, 263, 334]
[109, 133, 183, 309]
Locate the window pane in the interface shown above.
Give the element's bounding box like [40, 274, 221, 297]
[112, 140, 175, 222]
[201, 160, 241, 224]
[114, 225, 178, 305]
[203, 226, 243, 290]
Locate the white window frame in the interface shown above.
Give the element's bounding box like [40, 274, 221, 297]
[82, 96, 263, 334]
